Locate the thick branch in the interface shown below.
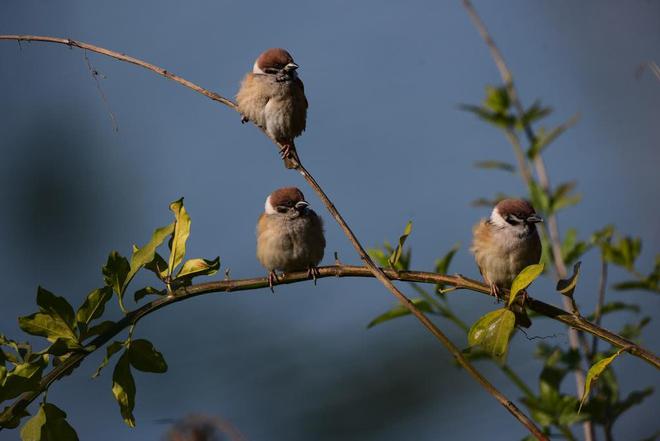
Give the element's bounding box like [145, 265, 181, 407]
[2, 265, 658, 430]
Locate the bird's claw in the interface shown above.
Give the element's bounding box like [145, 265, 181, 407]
[490, 283, 502, 302]
[268, 271, 279, 293]
[279, 143, 292, 159]
[307, 265, 320, 285]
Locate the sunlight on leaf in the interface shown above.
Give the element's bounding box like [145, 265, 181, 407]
[388, 221, 412, 269]
[112, 352, 136, 427]
[579, 348, 627, 413]
[509, 263, 544, 307]
[467, 308, 516, 362]
[556, 262, 582, 298]
[168, 198, 191, 276]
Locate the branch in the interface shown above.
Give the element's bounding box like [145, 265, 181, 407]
[0, 34, 547, 438]
[1, 265, 658, 431]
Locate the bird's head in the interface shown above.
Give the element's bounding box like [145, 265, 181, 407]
[253, 48, 299, 81]
[490, 198, 543, 236]
[265, 187, 309, 218]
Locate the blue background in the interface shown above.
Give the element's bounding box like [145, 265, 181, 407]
[1, 1, 658, 440]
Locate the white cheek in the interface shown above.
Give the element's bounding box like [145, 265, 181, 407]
[490, 208, 508, 228]
[264, 195, 277, 215]
[253, 61, 265, 74]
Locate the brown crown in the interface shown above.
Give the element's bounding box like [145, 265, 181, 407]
[495, 198, 536, 218]
[256, 48, 295, 70]
[269, 187, 305, 207]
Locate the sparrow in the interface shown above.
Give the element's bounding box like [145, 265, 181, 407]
[256, 187, 325, 291]
[471, 199, 543, 327]
[236, 48, 308, 169]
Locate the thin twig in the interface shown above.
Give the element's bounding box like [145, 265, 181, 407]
[591, 243, 610, 359]
[460, 3, 594, 439]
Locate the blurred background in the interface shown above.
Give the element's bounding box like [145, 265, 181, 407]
[1, 1, 658, 440]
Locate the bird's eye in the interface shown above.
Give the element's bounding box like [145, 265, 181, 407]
[506, 215, 520, 225]
[276, 206, 289, 214]
[264, 67, 280, 74]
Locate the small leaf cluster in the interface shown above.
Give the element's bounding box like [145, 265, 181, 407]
[1, 198, 219, 439]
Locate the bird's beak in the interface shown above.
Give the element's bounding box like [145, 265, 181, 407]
[284, 62, 299, 71]
[527, 215, 543, 224]
[295, 201, 309, 210]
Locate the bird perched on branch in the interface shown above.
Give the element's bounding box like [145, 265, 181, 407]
[471, 199, 543, 327]
[257, 187, 325, 291]
[236, 48, 308, 169]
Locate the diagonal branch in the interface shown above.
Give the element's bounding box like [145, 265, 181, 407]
[0, 34, 547, 438]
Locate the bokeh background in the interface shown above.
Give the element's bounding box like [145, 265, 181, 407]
[1, 1, 658, 440]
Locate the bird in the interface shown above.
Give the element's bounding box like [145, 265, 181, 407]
[471, 199, 543, 327]
[256, 187, 325, 291]
[236, 48, 308, 169]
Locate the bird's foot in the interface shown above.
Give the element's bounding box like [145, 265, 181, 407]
[279, 143, 293, 159]
[490, 283, 502, 302]
[307, 265, 321, 285]
[268, 270, 279, 293]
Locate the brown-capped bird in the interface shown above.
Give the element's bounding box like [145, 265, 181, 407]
[236, 48, 308, 169]
[471, 199, 543, 327]
[257, 187, 325, 291]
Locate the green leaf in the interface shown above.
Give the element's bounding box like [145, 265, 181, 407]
[92, 341, 124, 378]
[484, 85, 510, 113]
[112, 352, 136, 427]
[18, 313, 77, 343]
[36, 338, 81, 357]
[473, 160, 515, 173]
[0, 406, 30, 429]
[434, 244, 459, 276]
[75, 287, 112, 329]
[526, 114, 579, 159]
[518, 100, 552, 128]
[128, 339, 167, 373]
[561, 229, 591, 266]
[434, 244, 459, 292]
[143, 251, 168, 280]
[579, 348, 627, 413]
[133, 287, 162, 303]
[550, 181, 581, 213]
[168, 198, 191, 276]
[459, 104, 515, 129]
[20, 403, 79, 441]
[556, 261, 582, 297]
[602, 236, 642, 271]
[509, 263, 544, 307]
[36, 287, 75, 329]
[619, 316, 651, 341]
[586, 302, 640, 321]
[103, 252, 130, 297]
[126, 225, 175, 289]
[388, 221, 412, 269]
[81, 320, 116, 341]
[0, 356, 47, 402]
[176, 257, 220, 280]
[528, 181, 550, 215]
[367, 298, 434, 329]
[467, 308, 516, 362]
